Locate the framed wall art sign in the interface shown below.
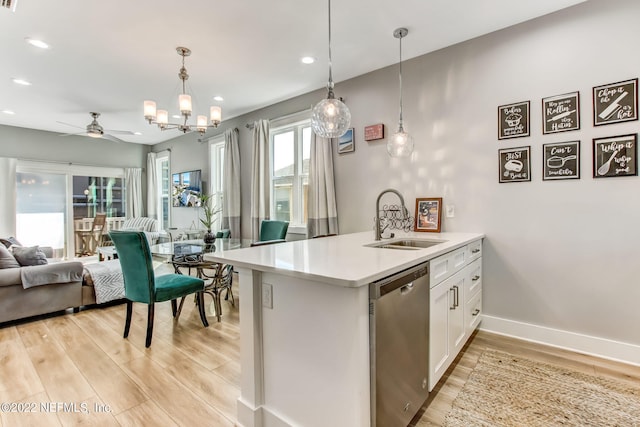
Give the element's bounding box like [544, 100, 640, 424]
[415, 197, 442, 233]
[498, 101, 530, 140]
[543, 141, 580, 180]
[592, 78, 638, 126]
[499, 146, 531, 183]
[364, 124, 384, 141]
[592, 134, 637, 178]
[337, 128, 354, 154]
[542, 92, 580, 134]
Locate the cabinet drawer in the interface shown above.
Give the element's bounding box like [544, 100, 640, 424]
[430, 246, 468, 287]
[467, 239, 482, 261]
[465, 290, 482, 332]
[464, 258, 482, 303]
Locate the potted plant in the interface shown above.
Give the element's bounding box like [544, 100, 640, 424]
[199, 193, 222, 244]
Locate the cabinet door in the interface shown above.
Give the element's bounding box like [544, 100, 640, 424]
[465, 289, 482, 335]
[428, 270, 466, 391]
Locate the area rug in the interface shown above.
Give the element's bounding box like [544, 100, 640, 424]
[443, 349, 640, 427]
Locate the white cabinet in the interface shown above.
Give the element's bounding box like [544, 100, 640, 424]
[428, 239, 483, 391]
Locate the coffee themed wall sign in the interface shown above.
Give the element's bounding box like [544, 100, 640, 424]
[542, 92, 580, 134]
[498, 101, 530, 140]
[499, 146, 531, 183]
[592, 134, 637, 178]
[592, 78, 638, 126]
[543, 141, 580, 180]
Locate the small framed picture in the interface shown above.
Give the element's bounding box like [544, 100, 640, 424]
[542, 92, 580, 134]
[593, 78, 638, 126]
[498, 101, 530, 140]
[543, 141, 580, 180]
[414, 198, 442, 233]
[593, 134, 637, 178]
[499, 146, 531, 183]
[337, 128, 355, 154]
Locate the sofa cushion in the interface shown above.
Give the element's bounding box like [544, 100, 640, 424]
[0, 236, 22, 248]
[11, 246, 48, 266]
[0, 245, 20, 269]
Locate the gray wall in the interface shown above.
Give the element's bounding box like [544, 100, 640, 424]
[155, 0, 640, 348]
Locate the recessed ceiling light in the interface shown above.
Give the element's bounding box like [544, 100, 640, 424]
[133, 132, 142, 135]
[25, 38, 50, 49]
[172, 114, 181, 119]
[12, 78, 31, 86]
[301, 56, 316, 64]
[2, 110, 15, 115]
[213, 96, 224, 102]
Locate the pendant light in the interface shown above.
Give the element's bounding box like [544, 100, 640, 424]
[387, 28, 414, 157]
[311, 0, 351, 138]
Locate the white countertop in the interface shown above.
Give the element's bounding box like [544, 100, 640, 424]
[203, 231, 484, 287]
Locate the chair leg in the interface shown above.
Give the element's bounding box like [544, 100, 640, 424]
[171, 299, 177, 317]
[197, 292, 209, 327]
[145, 304, 155, 348]
[124, 301, 133, 338]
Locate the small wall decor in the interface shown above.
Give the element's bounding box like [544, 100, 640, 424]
[499, 146, 531, 183]
[364, 124, 384, 141]
[542, 92, 580, 134]
[593, 78, 638, 126]
[337, 128, 355, 154]
[593, 134, 637, 178]
[498, 101, 530, 140]
[543, 141, 580, 180]
[414, 197, 442, 233]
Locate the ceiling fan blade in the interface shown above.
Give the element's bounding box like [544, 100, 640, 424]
[56, 121, 85, 130]
[101, 134, 125, 143]
[59, 132, 86, 137]
[105, 129, 136, 135]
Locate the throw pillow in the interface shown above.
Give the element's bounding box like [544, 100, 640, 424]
[0, 236, 22, 248]
[11, 245, 48, 266]
[0, 244, 20, 269]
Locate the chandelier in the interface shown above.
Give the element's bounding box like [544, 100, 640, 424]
[143, 47, 222, 135]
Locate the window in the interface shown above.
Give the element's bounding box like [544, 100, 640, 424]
[209, 137, 225, 227]
[156, 153, 170, 230]
[270, 120, 311, 230]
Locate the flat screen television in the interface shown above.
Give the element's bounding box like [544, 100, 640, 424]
[172, 170, 202, 207]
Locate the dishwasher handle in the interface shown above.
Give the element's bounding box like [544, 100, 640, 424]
[400, 283, 414, 296]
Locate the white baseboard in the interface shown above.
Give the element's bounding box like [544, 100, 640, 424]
[237, 397, 293, 427]
[480, 315, 640, 367]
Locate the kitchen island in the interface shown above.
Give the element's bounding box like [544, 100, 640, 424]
[204, 230, 484, 427]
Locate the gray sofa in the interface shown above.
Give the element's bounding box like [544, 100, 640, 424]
[0, 241, 99, 324]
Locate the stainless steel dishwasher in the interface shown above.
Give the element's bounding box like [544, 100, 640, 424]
[370, 262, 429, 427]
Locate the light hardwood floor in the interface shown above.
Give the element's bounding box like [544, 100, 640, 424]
[1, 280, 639, 427]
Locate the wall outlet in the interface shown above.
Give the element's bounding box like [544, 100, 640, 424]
[446, 205, 455, 218]
[262, 283, 273, 309]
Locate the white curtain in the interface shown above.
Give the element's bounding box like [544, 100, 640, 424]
[307, 134, 339, 237]
[125, 167, 143, 219]
[222, 128, 241, 238]
[146, 152, 158, 220]
[0, 157, 17, 236]
[250, 119, 270, 240]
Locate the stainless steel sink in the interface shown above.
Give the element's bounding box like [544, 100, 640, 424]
[365, 239, 447, 250]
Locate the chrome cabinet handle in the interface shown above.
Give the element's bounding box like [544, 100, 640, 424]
[472, 308, 480, 316]
[472, 275, 480, 281]
[449, 288, 456, 310]
[453, 285, 459, 308]
[472, 248, 480, 254]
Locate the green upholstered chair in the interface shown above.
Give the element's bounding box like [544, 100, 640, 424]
[215, 229, 231, 238]
[259, 220, 289, 241]
[109, 230, 208, 347]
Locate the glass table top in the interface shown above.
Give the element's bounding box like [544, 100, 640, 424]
[150, 238, 250, 256]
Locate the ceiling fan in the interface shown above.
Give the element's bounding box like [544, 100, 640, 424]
[58, 112, 134, 143]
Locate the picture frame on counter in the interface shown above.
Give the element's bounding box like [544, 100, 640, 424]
[414, 197, 442, 233]
[337, 128, 355, 154]
[498, 101, 530, 140]
[543, 141, 580, 181]
[592, 78, 638, 126]
[499, 146, 531, 183]
[542, 91, 580, 134]
[592, 134, 637, 178]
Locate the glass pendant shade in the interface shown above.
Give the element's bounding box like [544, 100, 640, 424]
[311, 97, 351, 138]
[387, 127, 414, 157]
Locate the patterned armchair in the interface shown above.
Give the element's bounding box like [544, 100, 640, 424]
[119, 217, 160, 245]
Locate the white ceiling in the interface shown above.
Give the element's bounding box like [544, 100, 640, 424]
[1, 0, 586, 145]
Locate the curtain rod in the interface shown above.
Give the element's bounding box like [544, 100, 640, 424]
[197, 127, 239, 143]
[16, 157, 143, 170]
[245, 108, 311, 130]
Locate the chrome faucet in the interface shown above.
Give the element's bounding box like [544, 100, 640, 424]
[375, 189, 409, 240]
